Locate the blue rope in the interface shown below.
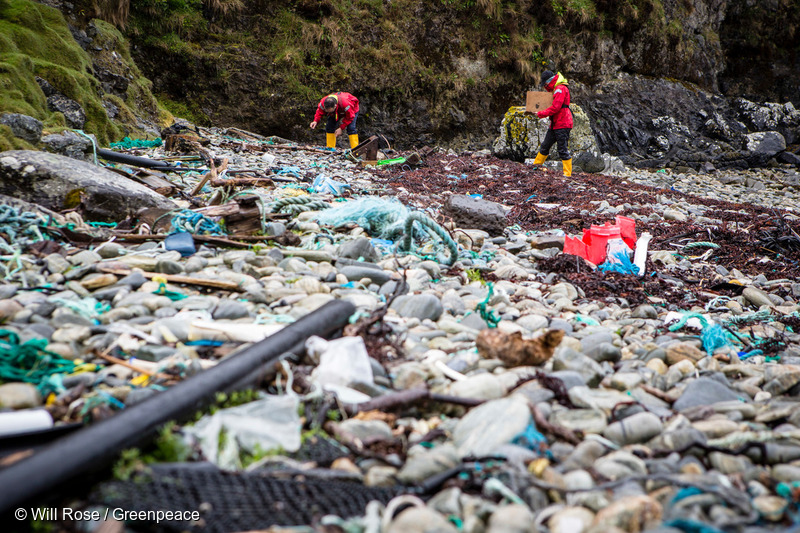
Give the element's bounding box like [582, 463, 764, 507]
[170, 209, 224, 235]
[0, 204, 47, 253]
[399, 211, 458, 266]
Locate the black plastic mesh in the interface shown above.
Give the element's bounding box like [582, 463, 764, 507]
[290, 434, 349, 466]
[94, 463, 400, 532]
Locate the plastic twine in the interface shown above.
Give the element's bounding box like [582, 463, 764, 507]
[668, 312, 734, 355]
[0, 329, 76, 387]
[476, 283, 501, 328]
[152, 276, 187, 301]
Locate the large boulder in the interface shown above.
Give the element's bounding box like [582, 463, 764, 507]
[41, 130, 96, 161]
[492, 104, 598, 162]
[581, 74, 800, 170]
[0, 150, 176, 221]
[745, 131, 787, 164]
[0, 113, 43, 144]
[442, 194, 507, 236]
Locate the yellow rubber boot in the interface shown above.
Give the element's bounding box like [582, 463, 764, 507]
[532, 153, 547, 166]
[563, 158, 573, 177]
[349, 134, 359, 149]
[326, 133, 337, 149]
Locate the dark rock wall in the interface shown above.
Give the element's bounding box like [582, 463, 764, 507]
[52, 0, 800, 163]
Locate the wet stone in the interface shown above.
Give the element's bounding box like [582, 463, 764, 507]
[391, 293, 444, 321]
[673, 377, 742, 411]
[211, 300, 250, 320]
[552, 348, 604, 387]
[0, 382, 42, 409]
[550, 408, 608, 434]
[603, 412, 663, 445]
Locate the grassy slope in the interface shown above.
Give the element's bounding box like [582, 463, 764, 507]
[112, 0, 685, 145]
[0, 0, 170, 150]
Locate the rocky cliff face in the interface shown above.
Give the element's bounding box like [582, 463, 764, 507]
[16, 0, 800, 169]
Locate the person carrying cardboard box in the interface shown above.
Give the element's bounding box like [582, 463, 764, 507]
[531, 70, 573, 177]
[309, 92, 360, 149]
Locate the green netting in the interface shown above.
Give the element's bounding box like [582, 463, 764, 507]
[109, 137, 163, 149]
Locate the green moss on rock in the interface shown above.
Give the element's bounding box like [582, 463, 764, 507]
[0, 0, 170, 148]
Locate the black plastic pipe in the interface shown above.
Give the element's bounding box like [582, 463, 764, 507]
[96, 147, 171, 168]
[0, 299, 355, 513]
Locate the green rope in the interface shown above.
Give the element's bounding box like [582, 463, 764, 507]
[683, 241, 720, 250]
[399, 212, 458, 266]
[73, 129, 97, 165]
[726, 310, 773, 326]
[0, 329, 76, 388]
[153, 281, 187, 301]
[87, 221, 118, 228]
[475, 283, 501, 328]
[269, 196, 331, 217]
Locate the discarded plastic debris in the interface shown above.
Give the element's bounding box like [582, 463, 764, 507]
[188, 320, 285, 343]
[314, 196, 411, 239]
[164, 231, 196, 256]
[633, 232, 652, 276]
[0, 329, 76, 386]
[0, 409, 53, 437]
[307, 335, 373, 390]
[399, 211, 459, 266]
[598, 249, 640, 275]
[312, 174, 351, 196]
[376, 157, 406, 166]
[666, 311, 735, 355]
[563, 215, 636, 266]
[307, 336, 375, 402]
[170, 209, 225, 235]
[109, 137, 163, 149]
[184, 393, 301, 469]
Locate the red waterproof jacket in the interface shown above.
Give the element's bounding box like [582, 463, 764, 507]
[537, 73, 573, 129]
[313, 92, 360, 130]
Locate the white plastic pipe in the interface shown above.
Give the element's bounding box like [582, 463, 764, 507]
[0, 409, 53, 437]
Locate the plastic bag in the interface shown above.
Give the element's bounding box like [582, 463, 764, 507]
[311, 174, 351, 196]
[605, 238, 632, 264]
[184, 393, 301, 470]
[307, 335, 373, 388]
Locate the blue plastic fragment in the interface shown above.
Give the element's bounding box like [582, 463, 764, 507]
[164, 231, 196, 257]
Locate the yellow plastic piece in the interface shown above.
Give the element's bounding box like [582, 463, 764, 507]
[130, 374, 151, 387]
[326, 133, 336, 148]
[348, 134, 359, 149]
[528, 457, 549, 477]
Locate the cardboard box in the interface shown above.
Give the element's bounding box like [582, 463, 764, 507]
[526, 91, 553, 114]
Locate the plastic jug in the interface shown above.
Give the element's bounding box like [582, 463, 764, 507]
[562, 215, 638, 266]
[585, 223, 621, 265]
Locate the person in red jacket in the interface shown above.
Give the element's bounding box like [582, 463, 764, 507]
[531, 70, 573, 177]
[309, 92, 360, 149]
